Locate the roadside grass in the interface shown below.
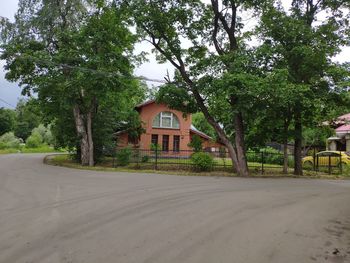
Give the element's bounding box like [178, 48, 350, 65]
[101, 156, 283, 169]
[45, 154, 348, 179]
[0, 149, 20, 154]
[0, 145, 66, 154]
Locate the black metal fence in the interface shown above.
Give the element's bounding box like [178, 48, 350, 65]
[96, 148, 334, 174]
[100, 148, 348, 175]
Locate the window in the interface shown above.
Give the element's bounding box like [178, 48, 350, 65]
[151, 134, 158, 145]
[152, 112, 180, 129]
[173, 135, 180, 152]
[162, 135, 169, 151]
[128, 133, 138, 145]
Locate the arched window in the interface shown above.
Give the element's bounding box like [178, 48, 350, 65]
[152, 111, 180, 129]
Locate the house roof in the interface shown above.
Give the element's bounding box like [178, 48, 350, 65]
[338, 113, 350, 121]
[336, 124, 350, 133]
[190, 125, 212, 140]
[135, 100, 213, 140]
[135, 100, 156, 109]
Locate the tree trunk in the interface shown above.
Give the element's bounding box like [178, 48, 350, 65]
[73, 104, 91, 166]
[283, 139, 288, 174]
[188, 89, 246, 175]
[294, 110, 303, 175]
[86, 110, 94, 166]
[234, 112, 249, 177]
[283, 120, 289, 174]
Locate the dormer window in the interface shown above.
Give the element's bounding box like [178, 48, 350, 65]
[152, 111, 180, 129]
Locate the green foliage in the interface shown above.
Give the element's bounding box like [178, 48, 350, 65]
[0, 132, 22, 149]
[31, 124, 54, 145]
[246, 147, 284, 165]
[156, 84, 198, 115]
[25, 132, 43, 148]
[192, 112, 216, 139]
[150, 143, 161, 152]
[1, 1, 144, 165]
[21, 145, 62, 153]
[191, 152, 215, 171]
[116, 148, 132, 166]
[0, 108, 16, 136]
[303, 126, 333, 147]
[14, 99, 42, 140]
[141, 155, 149, 163]
[188, 135, 203, 152]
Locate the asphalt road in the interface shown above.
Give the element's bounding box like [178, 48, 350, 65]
[1, 154, 350, 263]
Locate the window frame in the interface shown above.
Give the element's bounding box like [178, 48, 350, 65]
[162, 135, 169, 152]
[151, 134, 159, 145]
[173, 135, 180, 152]
[152, 111, 180, 129]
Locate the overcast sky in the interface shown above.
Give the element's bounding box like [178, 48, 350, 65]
[0, 0, 349, 108]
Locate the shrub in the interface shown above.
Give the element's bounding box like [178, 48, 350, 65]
[116, 148, 132, 166]
[246, 147, 284, 165]
[26, 132, 43, 148]
[188, 135, 203, 152]
[0, 132, 21, 149]
[31, 124, 54, 145]
[141, 155, 149, 163]
[150, 143, 161, 152]
[191, 152, 215, 171]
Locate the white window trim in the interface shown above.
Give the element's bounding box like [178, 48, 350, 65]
[153, 112, 179, 129]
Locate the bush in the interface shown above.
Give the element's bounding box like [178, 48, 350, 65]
[150, 143, 161, 152]
[26, 132, 43, 148]
[116, 148, 132, 166]
[191, 152, 215, 171]
[188, 135, 203, 152]
[246, 147, 284, 165]
[31, 124, 54, 145]
[0, 132, 21, 149]
[141, 155, 149, 163]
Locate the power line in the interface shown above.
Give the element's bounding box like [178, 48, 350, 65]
[0, 52, 167, 84]
[0, 97, 16, 109]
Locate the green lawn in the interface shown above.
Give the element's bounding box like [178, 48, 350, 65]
[0, 145, 66, 154]
[46, 154, 347, 179]
[118, 156, 284, 168]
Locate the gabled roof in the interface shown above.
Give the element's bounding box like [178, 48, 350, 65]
[135, 100, 213, 140]
[336, 124, 350, 133]
[190, 125, 212, 140]
[135, 100, 156, 109]
[338, 113, 350, 121]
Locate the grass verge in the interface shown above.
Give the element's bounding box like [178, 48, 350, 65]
[44, 154, 348, 179]
[0, 145, 66, 154]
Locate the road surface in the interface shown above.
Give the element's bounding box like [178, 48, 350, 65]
[1, 154, 350, 263]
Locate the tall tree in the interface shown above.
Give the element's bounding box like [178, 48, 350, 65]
[0, 108, 16, 136]
[131, 0, 268, 176]
[259, 0, 350, 175]
[1, 1, 140, 165]
[14, 98, 42, 140]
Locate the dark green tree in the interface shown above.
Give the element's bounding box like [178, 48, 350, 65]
[14, 98, 42, 140]
[1, 1, 142, 165]
[258, 0, 350, 175]
[130, 0, 270, 176]
[0, 108, 16, 136]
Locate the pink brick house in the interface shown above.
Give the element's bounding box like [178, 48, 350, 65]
[117, 100, 223, 152]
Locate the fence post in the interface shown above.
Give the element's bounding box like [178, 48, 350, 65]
[340, 151, 342, 174]
[261, 151, 264, 174]
[155, 145, 158, 170]
[313, 148, 316, 171]
[328, 155, 331, 175]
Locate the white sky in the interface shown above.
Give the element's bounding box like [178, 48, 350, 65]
[0, 0, 349, 108]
